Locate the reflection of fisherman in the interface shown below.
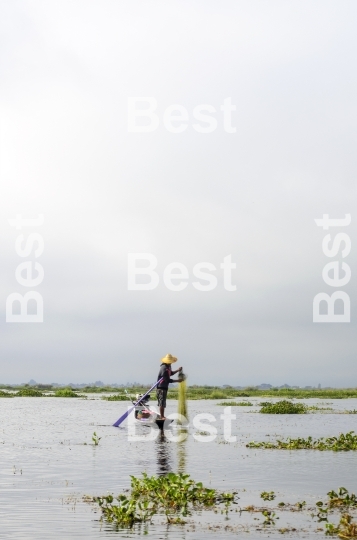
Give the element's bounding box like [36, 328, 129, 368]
[157, 354, 182, 420]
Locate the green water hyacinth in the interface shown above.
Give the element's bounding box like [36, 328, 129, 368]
[327, 487, 357, 508]
[15, 388, 43, 397]
[103, 394, 129, 401]
[0, 390, 13, 398]
[217, 401, 253, 406]
[260, 491, 275, 501]
[260, 400, 307, 414]
[54, 387, 80, 398]
[95, 473, 236, 527]
[246, 431, 357, 451]
[325, 513, 357, 538]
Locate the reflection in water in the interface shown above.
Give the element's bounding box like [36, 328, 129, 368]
[155, 427, 188, 475]
[177, 428, 188, 473]
[156, 431, 172, 475]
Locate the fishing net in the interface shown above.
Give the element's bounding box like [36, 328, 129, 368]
[177, 372, 188, 424]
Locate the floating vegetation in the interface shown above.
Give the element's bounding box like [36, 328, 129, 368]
[307, 405, 333, 411]
[246, 431, 357, 451]
[3, 383, 357, 399]
[261, 510, 277, 526]
[0, 390, 13, 398]
[209, 391, 234, 399]
[15, 388, 43, 397]
[54, 387, 82, 398]
[92, 432, 101, 446]
[216, 401, 253, 406]
[325, 513, 357, 538]
[95, 473, 236, 527]
[326, 488, 357, 508]
[261, 491, 276, 501]
[103, 394, 129, 401]
[260, 400, 307, 414]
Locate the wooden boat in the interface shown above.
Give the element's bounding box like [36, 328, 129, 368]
[133, 394, 173, 429]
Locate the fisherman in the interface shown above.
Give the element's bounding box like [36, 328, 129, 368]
[157, 354, 182, 420]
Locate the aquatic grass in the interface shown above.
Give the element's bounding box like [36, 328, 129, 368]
[261, 491, 275, 501]
[217, 401, 253, 406]
[307, 405, 333, 411]
[92, 432, 101, 446]
[260, 400, 307, 414]
[3, 383, 357, 399]
[210, 391, 234, 400]
[326, 488, 357, 508]
[103, 394, 129, 401]
[261, 510, 277, 526]
[0, 390, 13, 398]
[15, 388, 43, 397]
[315, 489, 357, 536]
[54, 387, 82, 398]
[95, 473, 236, 527]
[326, 514, 357, 538]
[247, 431, 357, 451]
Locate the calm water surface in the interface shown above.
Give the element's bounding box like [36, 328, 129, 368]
[1, 397, 357, 539]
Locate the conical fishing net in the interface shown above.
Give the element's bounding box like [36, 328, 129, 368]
[177, 373, 188, 424]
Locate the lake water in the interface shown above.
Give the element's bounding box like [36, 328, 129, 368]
[1, 397, 357, 539]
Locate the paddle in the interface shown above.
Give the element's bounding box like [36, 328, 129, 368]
[113, 377, 164, 427]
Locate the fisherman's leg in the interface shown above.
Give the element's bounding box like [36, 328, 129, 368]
[160, 389, 167, 419]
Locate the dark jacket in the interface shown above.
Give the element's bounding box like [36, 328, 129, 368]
[157, 363, 174, 389]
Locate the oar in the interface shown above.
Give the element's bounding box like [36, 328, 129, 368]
[113, 377, 164, 427]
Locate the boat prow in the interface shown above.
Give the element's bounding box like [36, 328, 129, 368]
[155, 418, 174, 430]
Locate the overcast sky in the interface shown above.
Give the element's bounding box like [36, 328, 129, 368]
[0, 0, 356, 386]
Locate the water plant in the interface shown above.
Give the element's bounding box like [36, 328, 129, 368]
[15, 388, 43, 397]
[261, 510, 277, 526]
[325, 513, 357, 538]
[247, 432, 357, 451]
[307, 405, 333, 411]
[0, 390, 13, 398]
[260, 491, 275, 501]
[54, 387, 81, 398]
[327, 488, 357, 508]
[216, 401, 253, 406]
[95, 473, 236, 526]
[103, 394, 129, 401]
[4, 383, 357, 399]
[260, 400, 307, 414]
[315, 502, 329, 522]
[92, 432, 101, 446]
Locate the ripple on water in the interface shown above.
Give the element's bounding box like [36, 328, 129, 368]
[1, 397, 357, 539]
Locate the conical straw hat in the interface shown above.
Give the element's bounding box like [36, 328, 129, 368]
[160, 353, 177, 364]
